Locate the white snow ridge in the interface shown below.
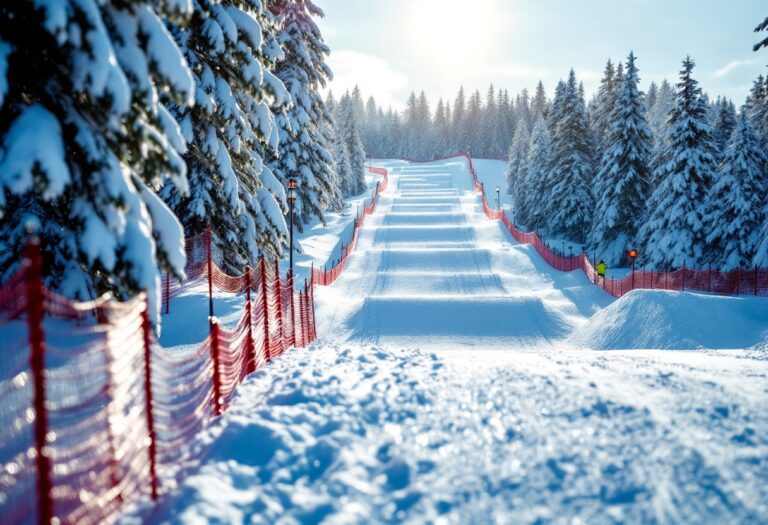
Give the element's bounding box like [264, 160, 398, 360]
[128, 159, 768, 525]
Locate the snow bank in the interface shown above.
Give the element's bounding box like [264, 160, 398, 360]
[569, 289, 768, 349]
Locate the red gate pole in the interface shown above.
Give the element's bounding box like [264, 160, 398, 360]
[140, 295, 159, 501]
[260, 257, 271, 363]
[24, 240, 54, 525]
[245, 266, 256, 374]
[274, 260, 284, 354]
[209, 318, 223, 416]
[206, 228, 214, 318]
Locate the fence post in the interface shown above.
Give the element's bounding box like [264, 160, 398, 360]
[99, 310, 123, 508]
[299, 291, 306, 347]
[206, 228, 214, 318]
[755, 267, 759, 296]
[140, 295, 159, 501]
[310, 268, 317, 341]
[289, 270, 297, 348]
[735, 268, 740, 295]
[274, 260, 284, 353]
[304, 280, 310, 345]
[164, 272, 170, 315]
[260, 257, 271, 363]
[24, 240, 53, 525]
[708, 265, 712, 293]
[209, 318, 222, 416]
[682, 263, 686, 291]
[245, 266, 256, 374]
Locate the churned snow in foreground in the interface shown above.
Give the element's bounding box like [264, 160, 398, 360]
[128, 159, 768, 524]
[130, 343, 768, 524]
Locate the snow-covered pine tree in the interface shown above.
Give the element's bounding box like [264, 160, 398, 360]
[590, 59, 619, 159]
[517, 116, 553, 230]
[0, 0, 193, 321]
[498, 89, 514, 148]
[646, 82, 658, 113]
[589, 52, 652, 266]
[465, 90, 483, 155]
[480, 84, 505, 158]
[433, 99, 450, 156]
[351, 85, 365, 122]
[548, 70, 594, 242]
[329, 130, 351, 208]
[364, 95, 379, 153]
[515, 89, 533, 135]
[403, 91, 419, 158]
[338, 92, 366, 196]
[506, 118, 530, 199]
[746, 75, 768, 145]
[417, 90, 433, 158]
[704, 112, 766, 269]
[163, 0, 292, 272]
[532, 81, 548, 120]
[648, 79, 675, 157]
[754, 16, 768, 51]
[637, 56, 718, 269]
[712, 98, 737, 161]
[547, 80, 567, 135]
[323, 92, 345, 212]
[383, 107, 403, 158]
[269, 0, 336, 229]
[451, 86, 467, 152]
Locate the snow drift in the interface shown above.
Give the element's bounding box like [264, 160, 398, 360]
[569, 289, 768, 349]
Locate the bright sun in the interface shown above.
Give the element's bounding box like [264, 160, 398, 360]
[406, 0, 499, 65]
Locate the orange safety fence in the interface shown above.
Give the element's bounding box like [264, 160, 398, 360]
[311, 166, 389, 286]
[0, 240, 316, 525]
[451, 151, 768, 298]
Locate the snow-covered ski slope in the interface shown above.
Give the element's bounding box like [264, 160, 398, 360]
[131, 158, 768, 525]
[315, 158, 612, 349]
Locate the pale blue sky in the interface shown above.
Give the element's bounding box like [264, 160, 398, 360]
[316, 0, 767, 110]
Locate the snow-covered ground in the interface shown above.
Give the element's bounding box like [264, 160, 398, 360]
[129, 158, 768, 524]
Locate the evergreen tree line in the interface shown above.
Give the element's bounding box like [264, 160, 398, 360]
[353, 49, 768, 271]
[0, 0, 347, 320]
[353, 84, 530, 160]
[512, 53, 768, 271]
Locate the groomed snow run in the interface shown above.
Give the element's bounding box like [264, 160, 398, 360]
[128, 158, 768, 524]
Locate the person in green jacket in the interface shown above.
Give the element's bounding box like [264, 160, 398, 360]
[596, 260, 607, 283]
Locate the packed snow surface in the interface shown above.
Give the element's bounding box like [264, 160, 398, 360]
[570, 289, 768, 350]
[131, 159, 768, 524]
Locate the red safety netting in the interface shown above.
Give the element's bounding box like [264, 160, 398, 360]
[0, 263, 37, 525]
[0, 239, 316, 524]
[454, 150, 768, 298]
[312, 167, 389, 287]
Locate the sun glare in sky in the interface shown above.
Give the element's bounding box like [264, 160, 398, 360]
[405, 0, 502, 66]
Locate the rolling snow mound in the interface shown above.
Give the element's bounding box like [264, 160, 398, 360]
[569, 289, 768, 350]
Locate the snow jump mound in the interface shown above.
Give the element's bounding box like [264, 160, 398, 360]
[568, 289, 768, 350]
[348, 295, 572, 347]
